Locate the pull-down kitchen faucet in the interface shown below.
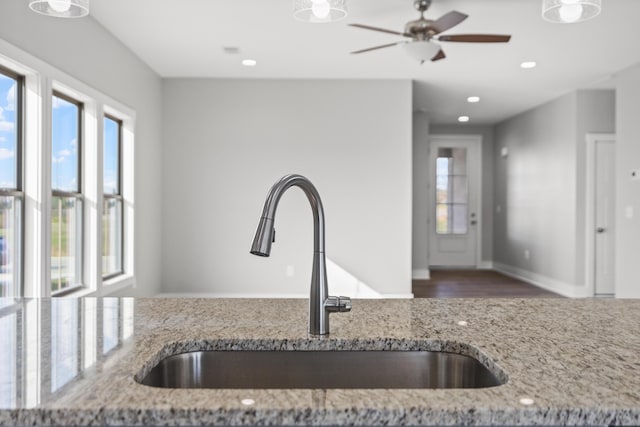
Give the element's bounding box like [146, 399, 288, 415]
[250, 174, 351, 335]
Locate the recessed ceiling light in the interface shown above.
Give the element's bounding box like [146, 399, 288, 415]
[467, 96, 480, 103]
[242, 59, 257, 67]
[521, 61, 537, 69]
[458, 116, 470, 123]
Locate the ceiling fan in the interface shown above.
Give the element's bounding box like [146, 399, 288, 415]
[349, 0, 511, 63]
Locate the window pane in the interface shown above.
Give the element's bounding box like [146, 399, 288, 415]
[452, 176, 468, 203]
[102, 198, 122, 277]
[0, 196, 21, 297]
[436, 175, 449, 203]
[436, 204, 451, 234]
[435, 146, 468, 235]
[51, 196, 82, 293]
[436, 156, 450, 176]
[103, 117, 119, 195]
[452, 204, 468, 234]
[52, 95, 79, 193]
[0, 73, 18, 190]
[451, 148, 467, 175]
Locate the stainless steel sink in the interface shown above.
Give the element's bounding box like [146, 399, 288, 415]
[139, 351, 503, 389]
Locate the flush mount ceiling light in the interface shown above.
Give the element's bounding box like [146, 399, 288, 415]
[29, 0, 89, 18]
[542, 0, 601, 24]
[293, 0, 347, 23]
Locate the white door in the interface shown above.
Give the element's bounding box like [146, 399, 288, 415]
[594, 139, 615, 295]
[428, 136, 481, 267]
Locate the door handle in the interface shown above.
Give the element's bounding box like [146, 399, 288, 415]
[596, 227, 605, 233]
[470, 220, 477, 225]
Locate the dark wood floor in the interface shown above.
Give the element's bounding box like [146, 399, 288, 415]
[413, 269, 563, 298]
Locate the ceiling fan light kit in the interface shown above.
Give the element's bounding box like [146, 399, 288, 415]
[349, 0, 510, 63]
[293, 0, 347, 23]
[542, 0, 601, 23]
[403, 41, 442, 63]
[29, 0, 89, 18]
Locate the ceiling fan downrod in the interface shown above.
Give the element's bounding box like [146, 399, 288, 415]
[414, 0, 432, 14]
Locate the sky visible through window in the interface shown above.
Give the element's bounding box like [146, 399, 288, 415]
[0, 74, 17, 190]
[103, 117, 119, 194]
[52, 95, 79, 192]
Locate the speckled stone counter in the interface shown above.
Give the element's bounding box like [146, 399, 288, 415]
[0, 297, 639, 426]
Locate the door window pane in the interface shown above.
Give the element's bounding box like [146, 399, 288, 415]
[452, 204, 469, 234]
[0, 197, 21, 297]
[52, 95, 79, 193]
[102, 198, 122, 277]
[51, 197, 82, 293]
[0, 73, 18, 190]
[435, 147, 468, 235]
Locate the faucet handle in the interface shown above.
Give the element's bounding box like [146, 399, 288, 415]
[325, 296, 352, 313]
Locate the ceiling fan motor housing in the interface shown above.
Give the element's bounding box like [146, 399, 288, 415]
[406, 19, 436, 40]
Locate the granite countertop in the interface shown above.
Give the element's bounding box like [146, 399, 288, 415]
[0, 297, 639, 426]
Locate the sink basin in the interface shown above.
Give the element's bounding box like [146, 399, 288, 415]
[139, 351, 503, 389]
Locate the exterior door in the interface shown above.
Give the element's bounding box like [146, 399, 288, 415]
[428, 136, 481, 267]
[594, 139, 615, 295]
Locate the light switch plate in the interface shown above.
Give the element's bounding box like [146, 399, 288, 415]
[632, 169, 640, 181]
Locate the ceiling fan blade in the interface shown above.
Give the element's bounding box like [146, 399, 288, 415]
[431, 11, 468, 34]
[349, 23, 411, 38]
[431, 49, 446, 61]
[438, 34, 512, 43]
[351, 42, 405, 55]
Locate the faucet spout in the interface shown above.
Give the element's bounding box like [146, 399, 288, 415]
[250, 174, 351, 335]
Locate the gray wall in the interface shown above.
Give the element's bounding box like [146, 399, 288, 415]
[493, 90, 614, 296]
[0, 2, 164, 296]
[161, 79, 413, 296]
[430, 124, 495, 265]
[412, 112, 430, 276]
[615, 64, 640, 297]
[495, 93, 578, 288]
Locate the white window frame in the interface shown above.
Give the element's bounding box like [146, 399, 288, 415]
[0, 39, 136, 297]
[0, 64, 24, 298]
[50, 90, 84, 296]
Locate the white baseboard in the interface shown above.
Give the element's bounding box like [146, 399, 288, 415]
[412, 268, 431, 280]
[478, 261, 494, 269]
[156, 292, 415, 299]
[493, 262, 591, 298]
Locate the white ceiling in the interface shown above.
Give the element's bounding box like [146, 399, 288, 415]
[90, 0, 640, 125]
